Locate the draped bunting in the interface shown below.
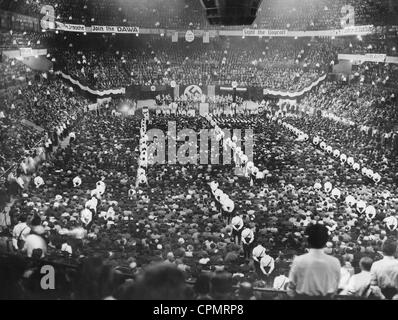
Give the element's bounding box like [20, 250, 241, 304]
[55, 71, 126, 96]
[56, 71, 325, 100]
[263, 74, 327, 98]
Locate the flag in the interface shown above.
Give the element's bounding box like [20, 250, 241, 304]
[172, 31, 178, 43]
[203, 32, 210, 44]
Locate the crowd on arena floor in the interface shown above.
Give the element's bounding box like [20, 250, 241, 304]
[1, 102, 397, 299]
[1, 0, 398, 300]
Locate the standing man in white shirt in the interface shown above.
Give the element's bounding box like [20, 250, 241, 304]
[370, 239, 398, 299]
[287, 224, 341, 299]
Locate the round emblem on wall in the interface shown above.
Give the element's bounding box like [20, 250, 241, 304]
[185, 30, 195, 42]
[184, 85, 202, 96]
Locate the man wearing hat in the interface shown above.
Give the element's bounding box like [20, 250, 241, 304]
[370, 238, 398, 299]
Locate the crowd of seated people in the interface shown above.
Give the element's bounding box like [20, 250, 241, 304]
[0, 30, 52, 51]
[337, 34, 398, 57]
[1, 96, 397, 299]
[0, 57, 35, 90]
[0, 73, 89, 184]
[254, 0, 397, 30]
[52, 36, 336, 90]
[1, 0, 397, 30]
[51, 33, 398, 94]
[302, 61, 398, 135]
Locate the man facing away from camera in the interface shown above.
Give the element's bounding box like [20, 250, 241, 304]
[287, 224, 341, 299]
[369, 238, 398, 300]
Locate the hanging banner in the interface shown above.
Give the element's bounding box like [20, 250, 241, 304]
[183, 84, 203, 96]
[91, 25, 139, 34]
[364, 53, 387, 63]
[53, 22, 139, 34]
[203, 31, 210, 43]
[55, 21, 86, 32]
[19, 47, 33, 57]
[220, 86, 247, 92]
[172, 31, 179, 43]
[224, 25, 376, 38]
[243, 29, 288, 37]
[338, 53, 396, 64]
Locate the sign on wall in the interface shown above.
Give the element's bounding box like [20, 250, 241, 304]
[185, 30, 195, 42]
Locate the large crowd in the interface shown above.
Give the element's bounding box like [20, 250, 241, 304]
[1, 0, 398, 301]
[1, 96, 397, 299]
[52, 35, 336, 90]
[1, 0, 397, 30]
[0, 73, 88, 189]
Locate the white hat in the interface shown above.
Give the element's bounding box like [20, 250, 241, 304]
[365, 206, 376, 220]
[73, 176, 82, 187]
[241, 228, 253, 239]
[252, 245, 265, 258]
[231, 216, 243, 226]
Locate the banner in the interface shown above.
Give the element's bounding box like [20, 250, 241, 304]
[243, 29, 288, 37]
[179, 84, 207, 96]
[55, 21, 86, 32]
[263, 74, 327, 98]
[19, 47, 32, 57]
[338, 53, 396, 64]
[52, 22, 139, 34]
[203, 31, 210, 43]
[364, 53, 387, 63]
[338, 25, 375, 35]
[55, 71, 126, 96]
[199, 103, 209, 116]
[91, 25, 139, 34]
[3, 48, 47, 59]
[220, 86, 247, 92]
[221, 25, 376, 38]
[172, 31, 178, 42]
[48, 20, 375, 39]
